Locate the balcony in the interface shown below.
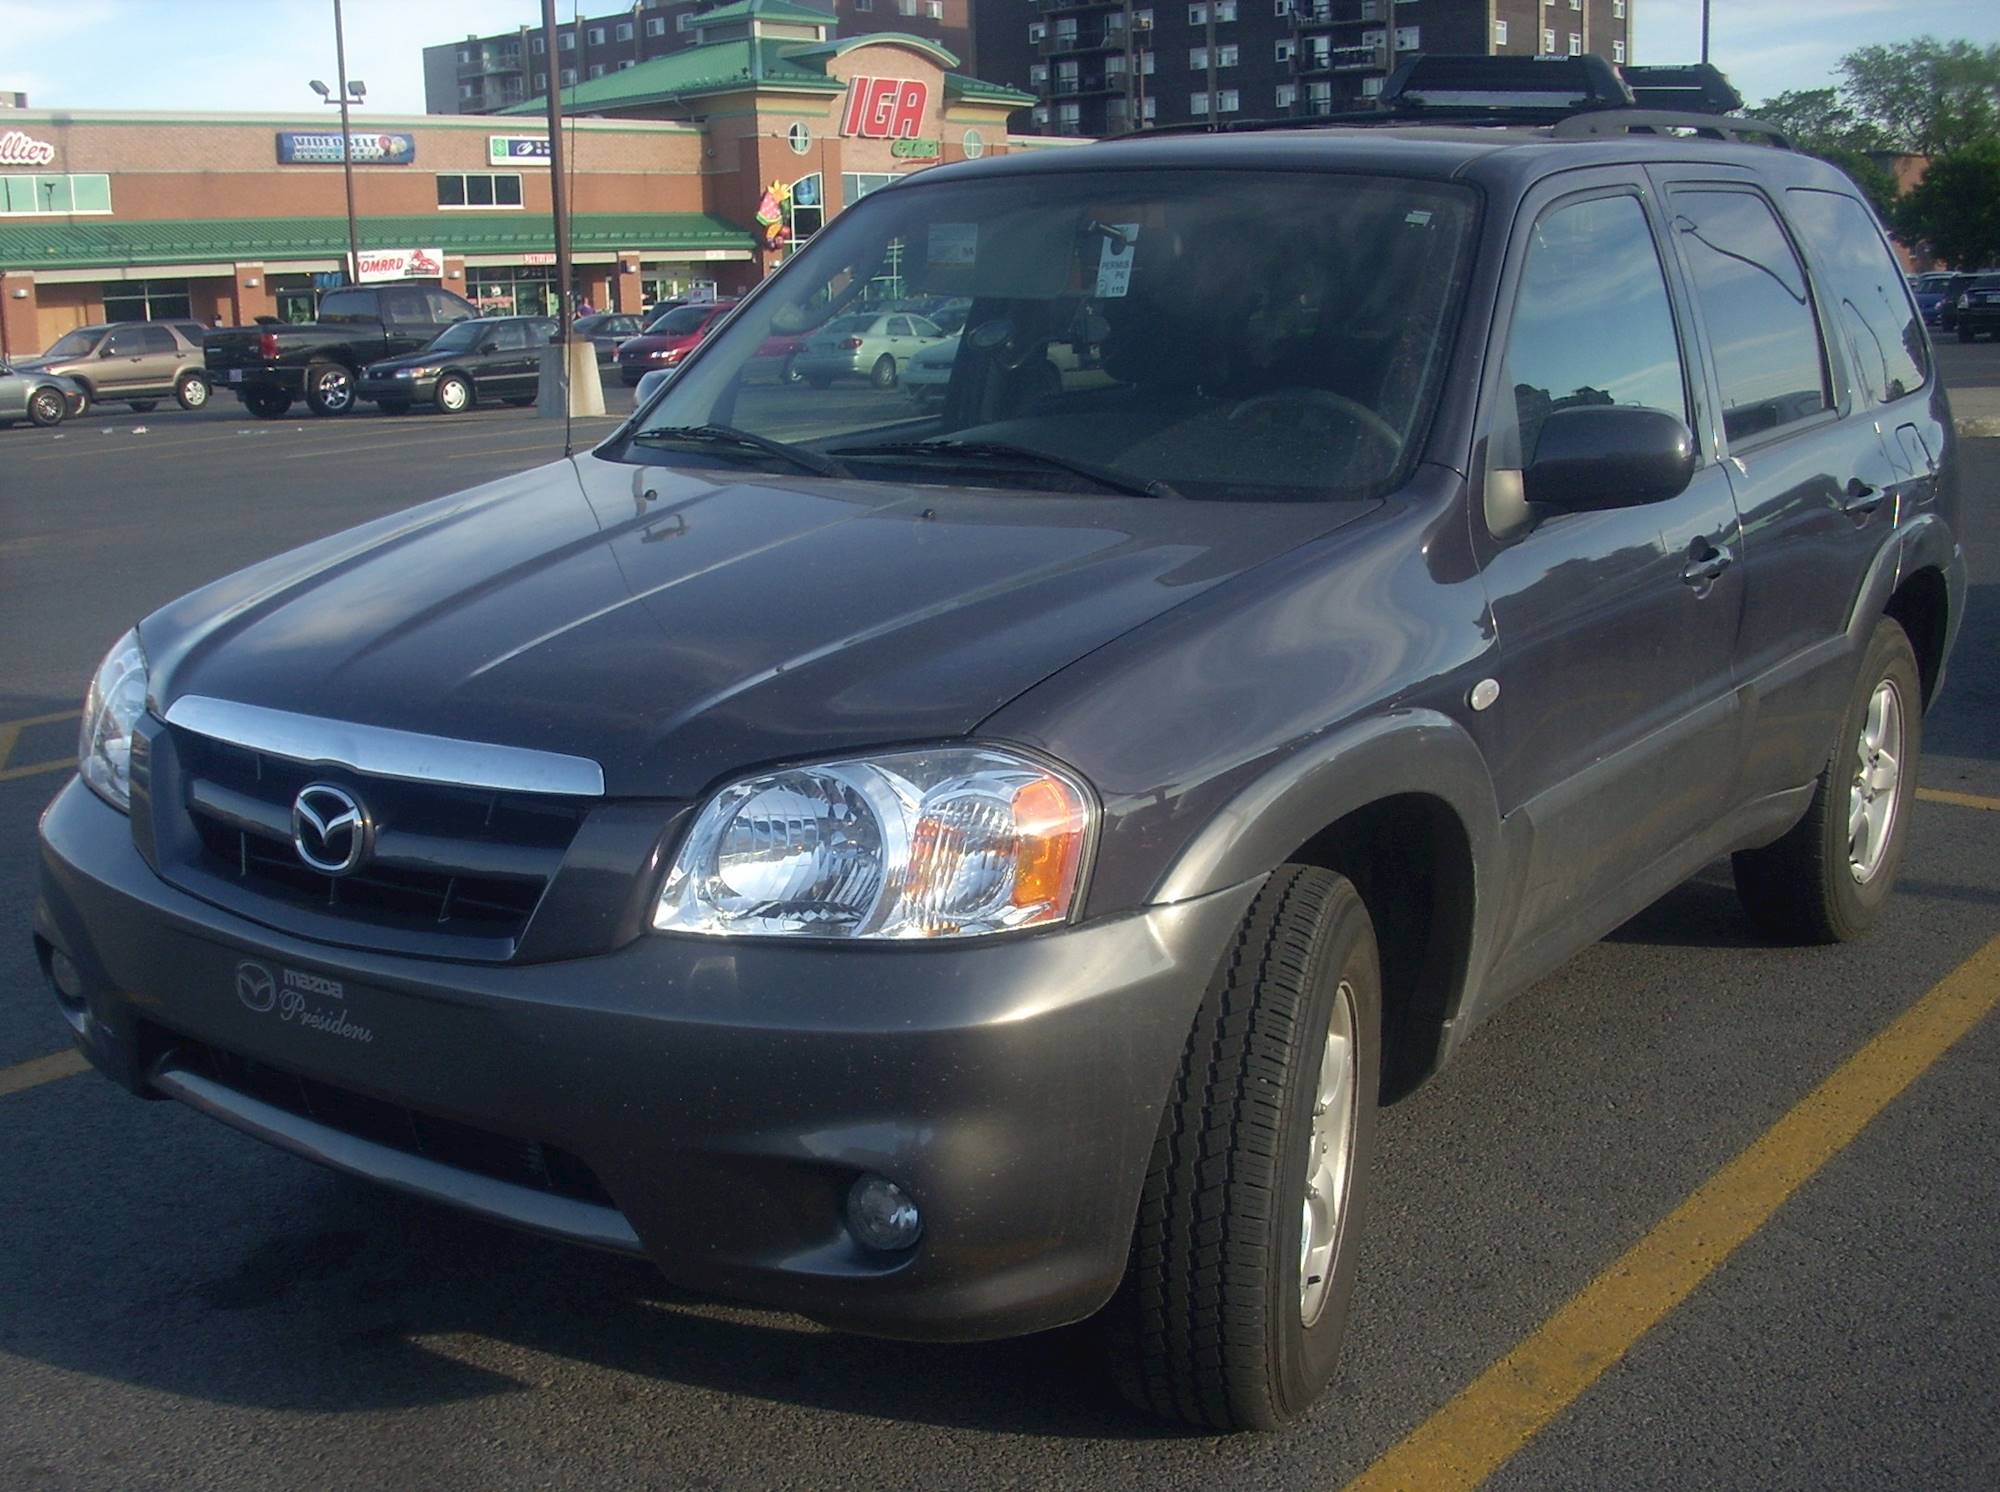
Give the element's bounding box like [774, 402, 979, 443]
[1298, 43, 1388, 75]
[1041, 24, 1130, 55]
[1035, 0, 1125, 11]
[457, 48, 524, 78]
[1293, 3, 1382, 29]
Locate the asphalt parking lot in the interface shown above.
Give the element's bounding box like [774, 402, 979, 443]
[2, 349, 1996, 1490]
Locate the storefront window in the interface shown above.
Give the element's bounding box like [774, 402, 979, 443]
[467, 264, 557, 316]
[791, 172, 824, 242]
[102, 279, 192, 322]
[2, 173, 112, 215]
[841, 172, 898, 209]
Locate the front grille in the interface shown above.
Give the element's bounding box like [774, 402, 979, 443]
[174, 731, 585, 946]
[163, 1032, 614, 1208]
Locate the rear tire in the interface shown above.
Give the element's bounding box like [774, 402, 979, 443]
[1733, 617, 1922, 943]
[244, 389, 293, 419]
[27, 387, 66, 427]
[1103, 865, 1381, 1431]
[303, 360, 355, 416]
[871, 354, 898, 389]
[175, 372, 211, 411]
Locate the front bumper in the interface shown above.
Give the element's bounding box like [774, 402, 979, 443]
[358, 373, 437, 403]
[620, 360, 674, 385]
[36, 777, 1253, 1341]
[1955, 305, 2000, 334]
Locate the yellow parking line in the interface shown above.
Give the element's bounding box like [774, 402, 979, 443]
[0, 758, 72, 784]
[0, 1049, 89, 1099]
[0, 710, 79, 773]
[1341, 930, 2000, 1492]
[1918, 787, 2000, 812]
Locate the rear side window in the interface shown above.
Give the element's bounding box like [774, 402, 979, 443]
[383, 289, 433, 327]
[1672, 189, 1831, 444]
[1785, 189, 1926, 407]
[139, 326, 177, 352]
[1491, 193, 1689, 470]
[490, 321, 529, 351]
[318, 289, 378, 324]
[427, 291, 476, 325]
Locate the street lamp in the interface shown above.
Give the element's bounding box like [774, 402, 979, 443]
[309, 0, 366, 285]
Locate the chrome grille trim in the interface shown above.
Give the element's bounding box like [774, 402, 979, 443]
[163, 694, 606, 798]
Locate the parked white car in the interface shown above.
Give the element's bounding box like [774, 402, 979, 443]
[791, 311, 947, 390]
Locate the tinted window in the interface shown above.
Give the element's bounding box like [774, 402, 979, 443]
[427, 291, 476, 324]
[318, 289, 379, 324]
[1492, 193, 1688, 470]
[103, 328, 144, 355]
[490, 322, 529, 352]
[1673, 189, 1830, 444]
[655, 305, 713, 335]
[1784, 190, 1926, 407]
[887, 316, 914, 336]
[383, 289, 432, 327]
[139, 326, 177, 352]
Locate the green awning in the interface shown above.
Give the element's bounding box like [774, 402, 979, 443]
[0, 212, 751, 272]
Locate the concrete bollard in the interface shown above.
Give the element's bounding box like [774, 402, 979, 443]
[537, 339, 605, 418]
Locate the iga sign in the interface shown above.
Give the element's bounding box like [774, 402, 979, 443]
[489, 135, 552, 165]
[276, 131, 417, 165]
[354, 247, 444, 283]
[0, 130, 56, 166]
[839, 76, 930, 140]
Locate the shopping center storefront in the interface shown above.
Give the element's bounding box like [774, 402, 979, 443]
[0, 2, 1047, 360]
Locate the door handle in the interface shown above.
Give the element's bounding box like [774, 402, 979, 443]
[1681, 545, 1733, 587]
[1841, 480, 1884, 517]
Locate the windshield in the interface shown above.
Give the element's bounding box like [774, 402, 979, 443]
[427, 321, 488, 353]
[615, 168, 1477, 501]
[44, 329, 102, 360]
[652, 304, 717, 337]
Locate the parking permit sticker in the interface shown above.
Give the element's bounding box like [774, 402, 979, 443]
[1095, 223, 1141, 298]
[928, 222, 977, 266]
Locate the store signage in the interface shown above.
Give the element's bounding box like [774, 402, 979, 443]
[521, 252, 558, 266]
[276, 131, 417, 165]
[354, 246, 444, 283]
[839, 76, 929, 139]
[488, 135, 552, 165]
[890, 138, 940, 159]
[0, 130, 56, 166]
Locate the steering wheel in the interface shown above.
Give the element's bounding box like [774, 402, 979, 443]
[1226, 387, 1405, 460]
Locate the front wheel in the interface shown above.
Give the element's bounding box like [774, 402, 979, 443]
[1104, 865, 1381, 1431]
[870, 354, 898, 389]
[433, 373, 472, 414]
[27, 387, 67, 427]
[175, 372, 211, 411]
[303, 361, 355, 416]
[1733, 616, 1922, 943]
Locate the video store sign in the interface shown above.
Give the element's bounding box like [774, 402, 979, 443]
[839, 76, 931, 140]
[354, 246, 444, 283]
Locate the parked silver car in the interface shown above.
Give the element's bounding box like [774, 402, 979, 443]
[12, 321, 212, 412]
[0, 360, 87, 428]
[791, 310, 947, 389]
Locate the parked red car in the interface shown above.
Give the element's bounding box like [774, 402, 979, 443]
[616, 300, 738, 385]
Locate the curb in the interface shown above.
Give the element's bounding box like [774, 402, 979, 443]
[1956, 416, 2000, 439]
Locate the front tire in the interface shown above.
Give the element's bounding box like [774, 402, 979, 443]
[870, 354, 898, 389]
[27, 387, 66, 427]
[1104, 865, 1381, 1431]
[175, 372, 211, 411]
[304, 360, 355, 415]
[433, 373, 472, 414]
[1733, 617, 1922, 943]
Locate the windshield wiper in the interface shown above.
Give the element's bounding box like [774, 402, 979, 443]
[629, 423, 847, 479]
[831, 439, 1183, 501]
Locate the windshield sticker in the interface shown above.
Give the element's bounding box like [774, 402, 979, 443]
[1095, 223, 1141, 299]
[928, 222, 978, 267]
[1405, 210, 1434, 227]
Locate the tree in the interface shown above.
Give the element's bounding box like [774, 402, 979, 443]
[1750, 88, 1898, 217]
[1838, 38, 2000, 157]
[1894, 139, 2000, 269]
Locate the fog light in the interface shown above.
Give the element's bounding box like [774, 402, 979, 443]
[49, 949, 84, 1001]
[847, 1174, 922, 1252]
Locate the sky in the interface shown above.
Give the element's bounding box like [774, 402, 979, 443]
[0, 0, 1996, 116]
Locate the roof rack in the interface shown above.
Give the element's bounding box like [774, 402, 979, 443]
[1617, 63, 1743, 115]
[1550, 109, 1792, 147]
[1375, 53, 1634, 118]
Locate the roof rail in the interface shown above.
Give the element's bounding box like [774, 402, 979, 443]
[1550, 109, 1792, 148]
[1618, 63, 1743, 115]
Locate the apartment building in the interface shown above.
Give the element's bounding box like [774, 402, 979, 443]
[424, 0, 974, 115]
[980, 0, 1635, 137]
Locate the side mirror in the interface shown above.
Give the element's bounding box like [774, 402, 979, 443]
[1522, 405, 1696, 514]
[478, 339, 501, 355]
[99, 345, 119, 358]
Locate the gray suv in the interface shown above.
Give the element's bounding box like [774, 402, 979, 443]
[15, 320, 212, 413]
[34, 58, 1963, 1431]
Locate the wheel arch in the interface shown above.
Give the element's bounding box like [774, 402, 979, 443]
[1152, 709, 1503, 1100]
[1884, 564, 1950, 709]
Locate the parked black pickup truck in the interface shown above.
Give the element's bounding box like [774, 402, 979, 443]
[204, 284, 480, 418]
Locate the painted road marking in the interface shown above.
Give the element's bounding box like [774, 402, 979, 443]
[1341, 930, 2000, 1492]
[0, 1049, 89, 1099]
[1918, 787, 2000, 812]
[0, 711, 79, 782]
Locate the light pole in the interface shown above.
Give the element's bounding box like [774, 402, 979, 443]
[309, 0, 365, 284]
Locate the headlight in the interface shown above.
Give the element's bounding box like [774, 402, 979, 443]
[399, 365, 439, 379]
[78, 628, 148, 813]
[653, 746, 1094, 940]
[1958, 294, 1971, 308]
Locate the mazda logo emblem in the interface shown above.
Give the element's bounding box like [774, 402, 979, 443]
[235, 960, 276, 1013]
[291, 783, 372, 875]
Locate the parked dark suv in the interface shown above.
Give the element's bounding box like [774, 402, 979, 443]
[35, 58, 1963, 1433]
[1953, 272, 2000, 341]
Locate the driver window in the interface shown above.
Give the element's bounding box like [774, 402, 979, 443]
[1491, 194, 1689, 476]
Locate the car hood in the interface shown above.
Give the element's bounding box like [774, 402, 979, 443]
[618, 335, 687, 357]
[364, 349, 461, 374]
[143, 453, 1376, 798]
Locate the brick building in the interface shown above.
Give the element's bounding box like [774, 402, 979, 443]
[426, 0, 975, 114]
[977, 0, 1635, 136]
[0, 13, 1040, 360]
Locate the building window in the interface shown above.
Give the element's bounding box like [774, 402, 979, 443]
[1494, 19, 1507, 46]
[1189, 3, 1206, 21]
[587, 25, 606, 44]
[678, 11, 694, 27]
[646, 16, 665, 35]
[962, 128, 986, 158]
[1058, 102, 1082, 128]
[0, 173, 112, 215]
[559, 32, 574, 49]
[790, 172, 823, 239]
[856, 0, 871, 8]
[1613, 0, 1625, 14]
[458, 46, 474, 65]
[1219, 43, 1238, 65]
[1032, 104, 1049, 127]
[459, 81, 477, 100]
[617, 59, 635, 70]
[535, 72, 547, 91]
[898, 0, 918, 16]
[1191, 90, 1209, 114]
[1568, 32, 1582, 55]
[1028, 21, 1045, 42]
[436, 172, 525, 209]
[1275, 82, 1296, 107]
[788, 121, 812, 154]
[1361, 75, 1383, 97]
[532, 35, 545, 54]
[1275, 39, 1293, 62]
[927, 0, 943, 17]
[102, 279, 191, 322]
[1274, 0, 1292, 12]
[588, 62, 606, 77]
[1140, 50, 1156, 74]
[1142, 95, 1157, 119]
[615, 21, 632, 40]
[1613, 38, 1626, 62]
[1029, 63, 1048, 85]
[1190, 47, 1208, 69]
[1361, 0, 1378, 18]
[560, 66, 576, 84]
[1395, 26, 1419, 50]
[1541, 27, 1554, 52]
[1217, 88, 1240, 111]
